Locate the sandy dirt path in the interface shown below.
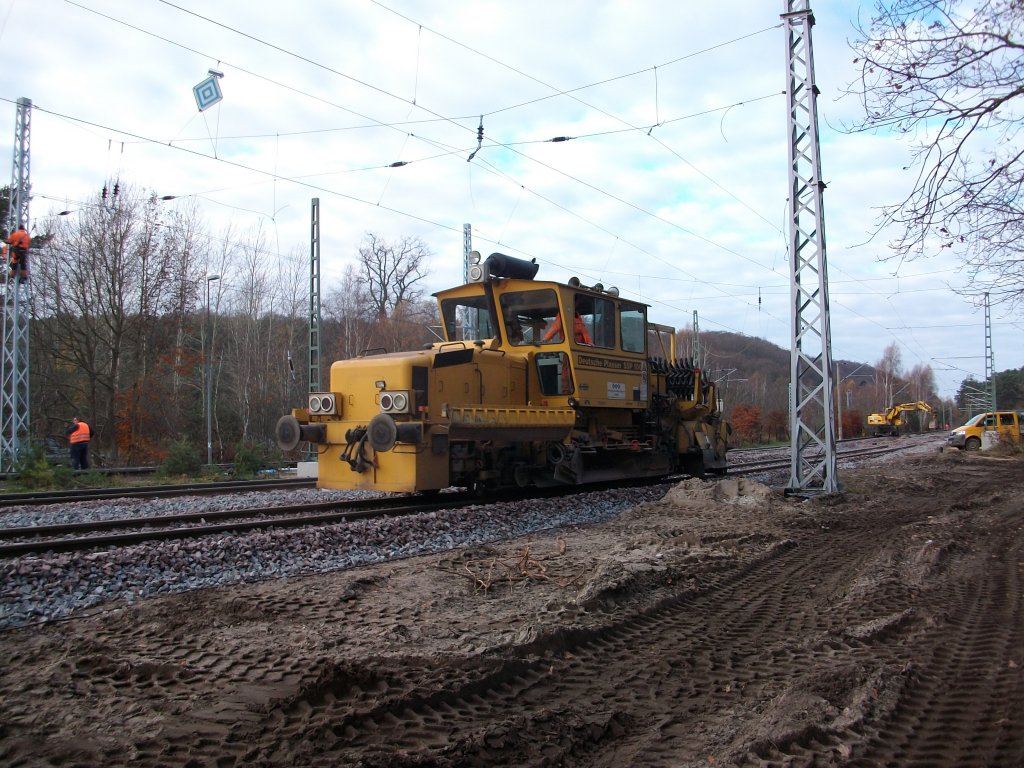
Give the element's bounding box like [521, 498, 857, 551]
[1, 449, 1022, 767]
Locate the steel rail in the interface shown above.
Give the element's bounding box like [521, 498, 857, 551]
[0, 496, 480, 558]
[0, 482, 607, 558]
[0, 477, 315, 507]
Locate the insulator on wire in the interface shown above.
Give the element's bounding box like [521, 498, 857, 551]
[467, 115, 484, 162]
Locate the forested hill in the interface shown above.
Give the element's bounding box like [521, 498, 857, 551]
[682, 330, 881, 438]
[691, 330, 879, 394]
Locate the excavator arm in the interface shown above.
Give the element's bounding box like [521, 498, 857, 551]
[868, 401, 934, 436]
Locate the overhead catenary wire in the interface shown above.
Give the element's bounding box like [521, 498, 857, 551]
[57, 0, 782, 288]
[22, 4, 997, 389]
[134, 0, 786, 262]
[22, 98, 961, 378]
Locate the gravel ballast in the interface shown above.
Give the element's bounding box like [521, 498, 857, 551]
[0, 486, 669, 630]
[1, 436, 946, 631]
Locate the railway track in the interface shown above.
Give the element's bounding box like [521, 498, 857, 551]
[0, 476, 316, 507]
[0, 436, 941, 559]
[728, 436, 937, 474]
[0, 493, 470, 558]
[0, 479, 662, 558]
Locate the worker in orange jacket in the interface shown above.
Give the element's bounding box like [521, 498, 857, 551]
[66, 417, 91, 470]
[541, 312, 591, 395]
[542, 312, 592, 344]
[7, 225, 30, 282]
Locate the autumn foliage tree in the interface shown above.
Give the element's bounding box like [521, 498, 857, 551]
[730, 404, 763, 444]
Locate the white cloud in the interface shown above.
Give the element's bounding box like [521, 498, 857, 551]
[1, 0, 1019, 397]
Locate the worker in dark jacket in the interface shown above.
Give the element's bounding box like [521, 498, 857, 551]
[66, 417, 91, 470]
[7, 226, 30, 282]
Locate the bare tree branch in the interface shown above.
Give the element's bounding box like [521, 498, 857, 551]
[356, 232, 430, 321]
[844, 0, 1024, 310]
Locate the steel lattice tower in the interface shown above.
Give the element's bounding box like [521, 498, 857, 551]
[309, 197, 322, 394]
[783, 4, 838, 495]
[461, 223, 478, 339]
[1, 97, 32, 473]
[984, 292, 995, 410]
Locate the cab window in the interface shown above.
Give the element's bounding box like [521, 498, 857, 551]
[440, 295, 496, 341]
[499, 289, 562, 345]
[573, 294, 614, 348]
[620, 305, 646, 353]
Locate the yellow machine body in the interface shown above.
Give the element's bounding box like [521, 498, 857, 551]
[277, 254, 729, 492]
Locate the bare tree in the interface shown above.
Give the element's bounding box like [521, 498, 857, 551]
[219, 222, 274, 449]
[275, 245, 312, 418]
[846, 0, 1024, 308]
[35, 183, 179, 460]
[162, 199, 208, 399]
[210, 225, 309, 455]
[373, 298, 441, 354]
[875, 341, 904, 407]
[356, 233, 430, 321]
[123, 198, 210, 458]
[323, 263, 373, 361]
[906, 362, 938, 403]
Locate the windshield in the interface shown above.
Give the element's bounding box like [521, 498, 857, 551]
[498, 289, 563, 346]
[440, 295, 497, 342]
[961, 413, 986, 428]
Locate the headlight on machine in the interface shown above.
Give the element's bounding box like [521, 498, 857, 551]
[379, 390, 411, 414]
[307, 392, 340, 415]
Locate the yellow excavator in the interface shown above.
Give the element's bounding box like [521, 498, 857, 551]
[867, 401, 935, 437]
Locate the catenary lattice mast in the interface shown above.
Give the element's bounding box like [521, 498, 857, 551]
[782, 4, 838, 494]
[984, 292, 995, 410]
[1, 97, 32, 473]
[309, 197, 322, 395]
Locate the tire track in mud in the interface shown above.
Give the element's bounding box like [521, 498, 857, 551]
[213, 492, 1024, 768]
[228, 515, 909, 765]
[839, 507, 1024, 768]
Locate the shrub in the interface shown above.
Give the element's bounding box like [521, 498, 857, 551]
[159, 439, 203, 478]
[9, 442, 72, 490]
[232, 441, 263, 479]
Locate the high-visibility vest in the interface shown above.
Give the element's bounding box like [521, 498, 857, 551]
[571, 314, 591, 344]
[69, 421, 91, 444]
[8, 230, 29, 253]
[542, 313, 592, 344]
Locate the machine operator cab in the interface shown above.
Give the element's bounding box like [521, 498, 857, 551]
[435, 253, 659, 409]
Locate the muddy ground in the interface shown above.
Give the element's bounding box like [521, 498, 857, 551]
[1, 449, 1022, 767]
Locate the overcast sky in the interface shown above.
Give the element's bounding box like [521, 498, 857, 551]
[2, 0, 1020, 398]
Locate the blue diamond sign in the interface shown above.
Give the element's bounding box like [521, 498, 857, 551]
[193, 75, 223, 112]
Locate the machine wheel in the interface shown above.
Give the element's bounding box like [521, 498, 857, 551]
[680, 454, 705, 478]
[964, 436, 982, 451]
